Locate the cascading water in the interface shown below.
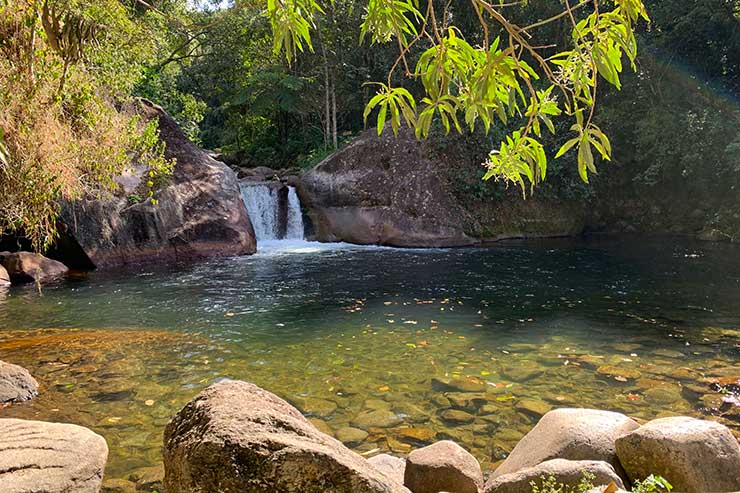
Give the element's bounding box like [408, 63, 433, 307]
[239, 181, 305, 242]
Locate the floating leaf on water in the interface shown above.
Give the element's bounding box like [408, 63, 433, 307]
[406, 343, 417, 348]
[378, 385, 390, 392]
[614, 376, 628, 382]
[418, 341, 430, 346]
[144, 399, 155, 406]
[224, 312, 235, 317]
[626, 393, 641, 401]
[480, 370, 491, 376]
[404, 321, 418, 325]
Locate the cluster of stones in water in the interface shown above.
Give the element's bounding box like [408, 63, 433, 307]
[162, 381, 740, 493]
[0, 325, 738, 482]
[286, 329, 740, 469]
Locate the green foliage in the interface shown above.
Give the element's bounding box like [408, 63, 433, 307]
[267, 0, 650, 197]
[632, 475, 673, 492]
[0, 0, 175, 250]
[529, 471, 595, 493]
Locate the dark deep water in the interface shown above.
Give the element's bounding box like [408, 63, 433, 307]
[0, 236, 738, 480]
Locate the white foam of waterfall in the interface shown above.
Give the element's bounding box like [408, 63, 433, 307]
[239, 182, 279, 241]
[285, 187, 304, 240]
[239, 180, 392, 255]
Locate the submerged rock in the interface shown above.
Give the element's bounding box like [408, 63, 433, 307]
[432, 376, 487, 393]
[484, 459, 624, 493]
[0, 251, 68, 284]
[336, 426, 369, 445]
[491, 408, 639, 480]
[352, 409, 404, 429]
[514, 398, 552, 419]
[0, 418, 108, 493]
[163, 380, 408, 492]
[404, 440, 483, 493]
[59, 99, 256, 269]
[615, 416, 740, 493]
[0, 360, 39, 403]
[440, 409, 476, 424]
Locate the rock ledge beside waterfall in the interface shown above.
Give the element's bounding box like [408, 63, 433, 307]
[58, 99, 256, 269]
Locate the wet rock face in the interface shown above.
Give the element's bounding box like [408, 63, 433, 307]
[0, 360, 38, 403]
[163, 380, 409, 493]
[0, 418, 108, 493]
[403, 440, 483, 493]
[298, 128, 477, 248]
[483, 459, 624, 493]
[491, 408, 639, 481]
[615, 416, 740, 493]
[60, 99, 256, 269]
[0, 251, 68, 284]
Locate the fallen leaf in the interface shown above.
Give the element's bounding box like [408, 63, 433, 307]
[145, 399, 155, 406]
[378, 385, 390, 392]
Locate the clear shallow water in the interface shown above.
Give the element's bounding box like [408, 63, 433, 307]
[0, 236, 739, 481]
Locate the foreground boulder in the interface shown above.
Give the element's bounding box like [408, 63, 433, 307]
[0, 251, 68, 283]
[492, 409, 639, 479]
[404, 440, 483, 493]
[0, 264, 9, 286]
[0, 360, 39, 403]
[484, 459, 624, 493]
[369, 454, 406, 485]
[163, 380, 409, 493]
[0, 418, 108, 493]
[60, 99, 256, 269]
[615, 416, 740, 493]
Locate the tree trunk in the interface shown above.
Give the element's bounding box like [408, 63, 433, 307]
[331, 77, 337, 150]
[322, 44, 331, 148]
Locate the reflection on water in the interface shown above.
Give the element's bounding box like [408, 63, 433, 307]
[0, 237, 738, 481]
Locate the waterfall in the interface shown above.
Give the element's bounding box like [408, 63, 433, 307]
[239, 182, 305, 242]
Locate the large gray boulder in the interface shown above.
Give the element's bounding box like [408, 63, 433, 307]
[492, 409, 639, 480]
[0, 418, 108, 493]
[0, 251, 68, 283]
[163, 380, 409, 493]
[60, 99, 256, 269]
[484, 459, 625, 493]
[403, 440, 483, 493]
[298, 129, 477, 248]
[615, 416, 740, 493]
[0, 360, 39, 403]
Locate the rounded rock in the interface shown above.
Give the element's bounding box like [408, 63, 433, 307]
[491, 408, 639, 480]
[404, 440, 483, 493]
[615, 416, 740, 493]
[0, 360, 39, 403]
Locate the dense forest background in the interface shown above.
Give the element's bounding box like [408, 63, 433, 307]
[141, 0, 740, 238]
[1, 0, 739, 246]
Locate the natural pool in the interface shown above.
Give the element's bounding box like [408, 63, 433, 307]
[0, 237, 738, 483]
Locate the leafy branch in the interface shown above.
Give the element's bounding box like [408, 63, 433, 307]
[235, 0, 645, 196]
